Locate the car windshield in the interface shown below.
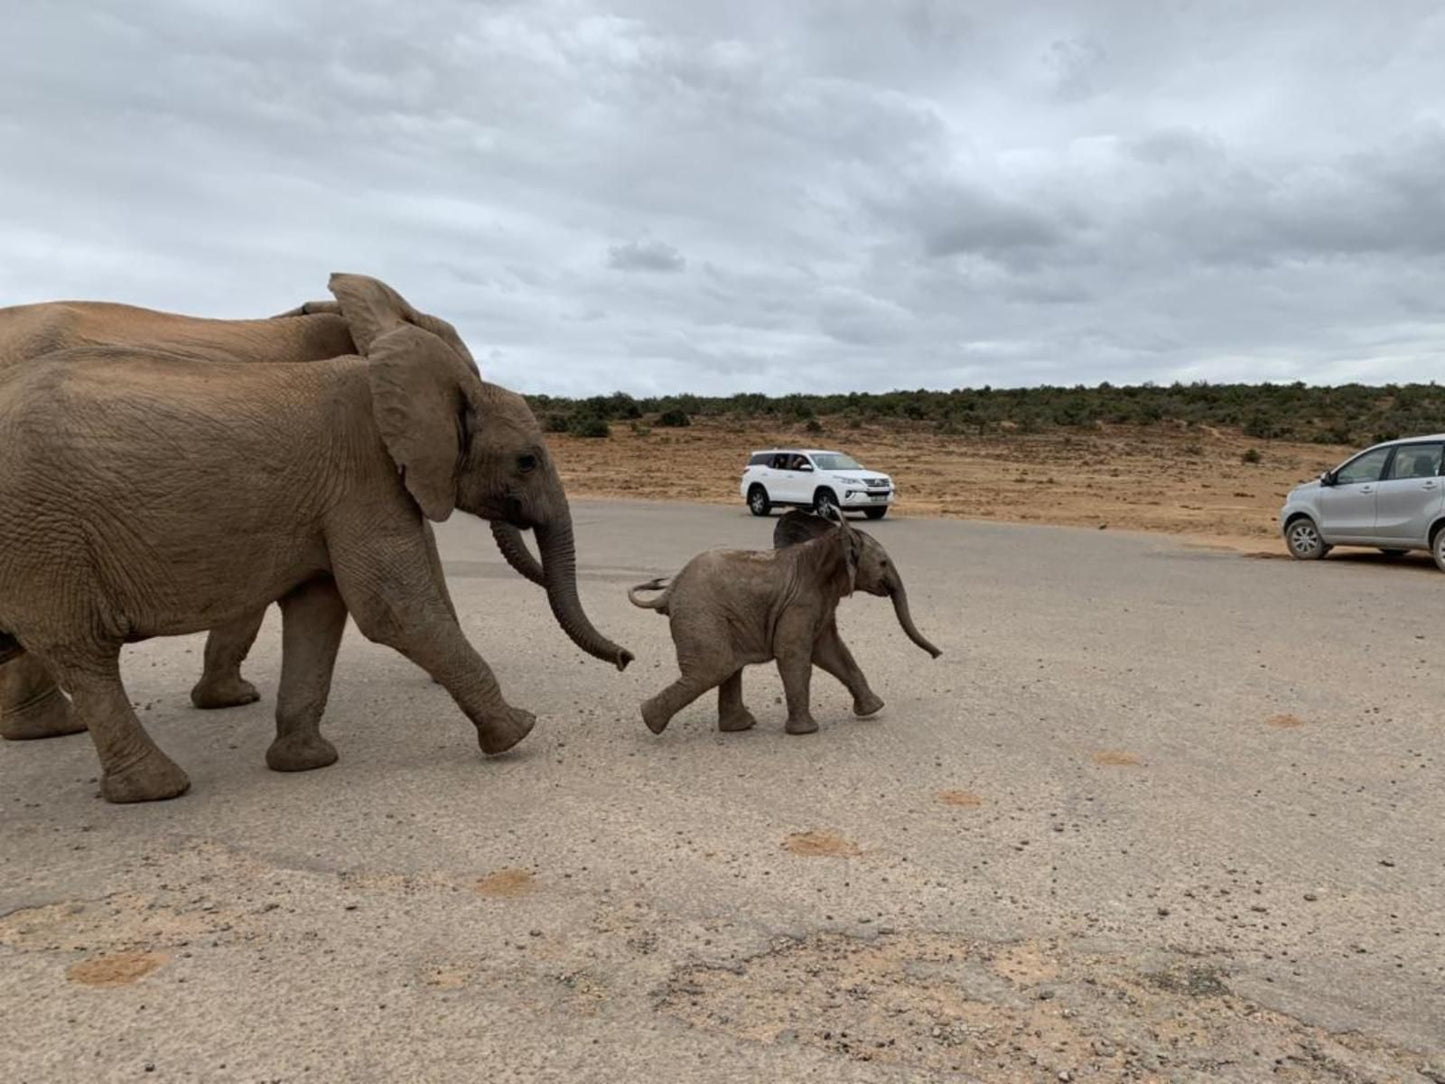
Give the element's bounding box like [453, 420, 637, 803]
[812, 454, 862, 471]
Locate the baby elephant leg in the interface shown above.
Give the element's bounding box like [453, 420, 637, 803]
[0, 654, 84, 740]
[716, 669, 757, 732]
[190, 608, 267, 710]
[813, 620, 884, 717]
[46, 650, 190, 803]
[776, 649, 818, 735]
[642, 659, 735, 735]
[266, 577, 348, 772]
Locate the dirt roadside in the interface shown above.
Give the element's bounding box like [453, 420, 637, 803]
[547, 416, 1351, 554]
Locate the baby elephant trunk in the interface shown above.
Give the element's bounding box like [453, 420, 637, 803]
[887, 577, 942, 658]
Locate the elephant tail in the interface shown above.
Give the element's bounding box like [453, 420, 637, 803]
[628, 578, 672, 612]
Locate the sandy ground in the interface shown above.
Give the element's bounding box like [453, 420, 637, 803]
[547, 417, 1351, 551]
[2, 503, 1442, 1083]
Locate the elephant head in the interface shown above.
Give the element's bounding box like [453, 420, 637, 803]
[774, 509, 941, 658]
[328, 273, 632, 670]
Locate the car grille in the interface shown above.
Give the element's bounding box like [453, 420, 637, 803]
[864, 477, 889, 488]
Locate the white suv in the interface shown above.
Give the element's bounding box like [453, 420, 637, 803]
[740, 448, 896, 520]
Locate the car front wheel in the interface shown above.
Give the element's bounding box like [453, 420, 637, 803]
[1432, 528, 1445, 572]
[747, 485, 771, 517]
[813, 488, 841, 518]
[1285, 516, 1329, 560]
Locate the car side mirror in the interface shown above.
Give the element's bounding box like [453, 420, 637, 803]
[1319, 471, 1335, 487]
[799, 463, 813, 472]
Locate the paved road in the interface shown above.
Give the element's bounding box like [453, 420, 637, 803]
[3, 502, 1442, 1083]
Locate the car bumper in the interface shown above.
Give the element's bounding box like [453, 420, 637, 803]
[840, 488, 894, 507]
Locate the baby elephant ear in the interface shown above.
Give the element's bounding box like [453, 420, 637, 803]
[773, 509, 834, 549]
[366, 324, 475, 522]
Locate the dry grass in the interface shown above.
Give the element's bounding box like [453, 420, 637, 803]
[547, 416, 1348, 549]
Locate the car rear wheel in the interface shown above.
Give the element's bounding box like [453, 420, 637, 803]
[813, 488, 841, 518]
[1285, 516, 1329, 560]
[863, 506, 887, 520]
[747, 485, 771, 517]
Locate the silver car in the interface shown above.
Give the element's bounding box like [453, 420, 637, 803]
[1279, 434, 1445, 569]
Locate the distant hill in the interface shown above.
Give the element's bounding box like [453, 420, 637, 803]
[525, 382, 1445, 445]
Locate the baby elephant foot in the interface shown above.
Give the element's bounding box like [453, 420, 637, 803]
[190, 674, 261, 710]
[101, 747, 191, 803]
[475, 706, 536, 755]
[1, 688, 86, 740]
[718, 709, 757, 733]
[785, 714, 819, 735]
[853, 692, 885, 718]
[266, 732, 339, 772]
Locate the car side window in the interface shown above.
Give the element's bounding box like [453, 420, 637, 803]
[1335, 447, 1391, 486]
[770, 454, 791, 470]
[790, 455, 812, 471]
[1385, 443, 1444, 480]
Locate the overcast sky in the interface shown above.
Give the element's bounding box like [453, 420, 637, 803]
[5, 1, 1444, 396]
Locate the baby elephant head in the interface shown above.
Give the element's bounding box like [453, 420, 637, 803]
[774, 510, 942, 658]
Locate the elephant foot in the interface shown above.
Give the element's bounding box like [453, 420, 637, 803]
[853, 692, 885, 718]
[1, 687, 85, 740]
[785, 714, 819, 735]
[641, 700, 672, 735]
[190, 674, 261, 710]
[101, 747, 191, 804]
[266, 732, 339, 772]
[475, 707, 536, 755]
[718, 709, 757, 733]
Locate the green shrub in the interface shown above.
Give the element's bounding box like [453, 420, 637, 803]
[657, 408, 691, 428]
[805, 417, 823, 434]
[570, 416, 610, 438]
[631, 422, 652, 436]
[1241, 448, 1261, 464]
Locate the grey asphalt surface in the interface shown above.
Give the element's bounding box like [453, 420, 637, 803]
[2, 500, 1442, 1083]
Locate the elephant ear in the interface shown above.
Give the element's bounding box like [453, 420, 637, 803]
[328, 273, 479, 373]
[773, 509, 834, 549]
[366, 323, 478, 522]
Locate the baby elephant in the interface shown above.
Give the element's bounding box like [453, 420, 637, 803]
[629, 509, 941, 735]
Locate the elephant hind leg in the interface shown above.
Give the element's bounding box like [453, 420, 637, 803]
[716, 669, 757, 732]
[44, 650, 189, 803]
[1, 654, 84, 741]
[642, 658, 736, 735]
[266, 577, 346, 773]
[190, 609, 267, 710]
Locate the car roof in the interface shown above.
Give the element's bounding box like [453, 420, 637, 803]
[749, 448, 844, 456]
[1358, 434, 1445, 452]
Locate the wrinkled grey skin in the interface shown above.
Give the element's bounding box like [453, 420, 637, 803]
[629, 508, 940, 736]
[0, 272, 632, 804]
[0, 288, 549, 742]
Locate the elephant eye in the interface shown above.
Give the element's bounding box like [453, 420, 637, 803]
[517, 453, 538, 473]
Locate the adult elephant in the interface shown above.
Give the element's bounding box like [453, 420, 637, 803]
[0, 272, 633, 803]
[0, 282, 549, 740]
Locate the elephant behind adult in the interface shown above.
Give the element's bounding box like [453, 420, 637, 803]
[0, 272, 633, 803]
[0, 284, 549, 740]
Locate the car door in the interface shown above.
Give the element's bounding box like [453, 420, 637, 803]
[779, 454, 817, 503]
[1373, 441, 1444, 542]
[1316, 445, 1392, 540]
[768, 453, 802, 503]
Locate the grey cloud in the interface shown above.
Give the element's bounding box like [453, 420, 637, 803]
[607, 239, 687, 272]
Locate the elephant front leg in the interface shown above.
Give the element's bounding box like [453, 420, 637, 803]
[266, 577, 347, 772]
[813, 620, 884, 718]
[44, 651, 189, 803]
[190, 609, 267, 709]
[0, 654, 84, 740]
[716, 669, 757, 732]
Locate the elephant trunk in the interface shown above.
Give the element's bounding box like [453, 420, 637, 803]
[887, 576, 942, 658]
[489, 521, 547, 588]
[535, 516, 634, 671]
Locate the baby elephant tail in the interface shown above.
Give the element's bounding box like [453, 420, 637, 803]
[628, 577, 672, 612]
